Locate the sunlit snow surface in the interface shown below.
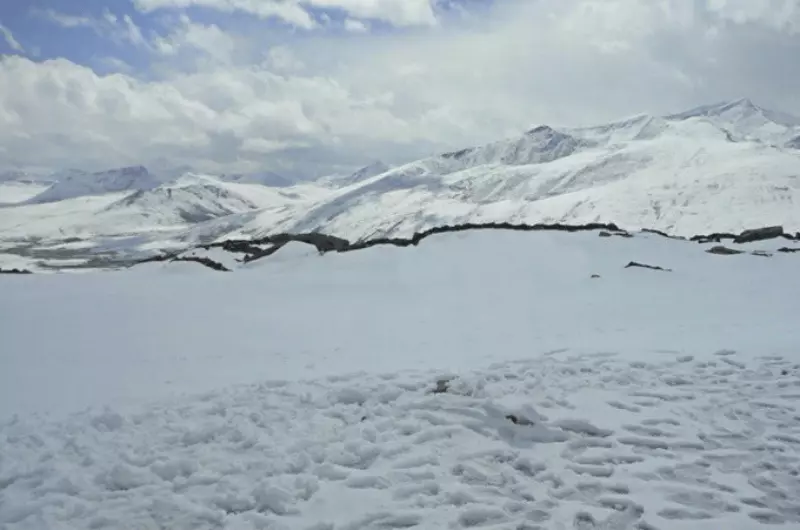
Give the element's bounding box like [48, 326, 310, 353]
[2, 231, 800, 529]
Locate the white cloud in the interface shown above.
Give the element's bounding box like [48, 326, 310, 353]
[133, 0, 437, 28]
[0, 23, 24, 53]
[3, 0, 800, 177]
[154, 15, 237, 64]
[343, 18, 368, 33]
[306, 0, 436, 26]
[31, 8, 151, 49]
[134, 0, 317, 29]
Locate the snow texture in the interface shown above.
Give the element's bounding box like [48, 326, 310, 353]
[2, 230, 800, 529]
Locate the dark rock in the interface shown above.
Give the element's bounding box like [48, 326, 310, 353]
[706, 246, 744, 256]
[591, 274, 601, 279]
[171, 256, 230, 272]
[751, 250, 773, 258]
[624, 261, 672, 272]
[691, 232, 737, 244]
[782, 369, 790, 376]
[599, 231, 632, 238]
[778, 247, 800, 253]
[640, 228, 685, 240]
[431, 378, 454, 394]
[139, 222, 637, 271]
[505, 414, 535, 426]
[0, 267, 32, 274]
[733, 226, 784, 244]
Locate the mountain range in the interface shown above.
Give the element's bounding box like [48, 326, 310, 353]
[1, 98, 799, 271]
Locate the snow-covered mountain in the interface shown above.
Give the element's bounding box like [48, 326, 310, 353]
[2, 99, 800, 269]
[666, 98, 800, 145]
[226, 99, 800, 241]
[28, 166, 161, 204]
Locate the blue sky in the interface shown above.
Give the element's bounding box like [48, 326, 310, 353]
[0, 0, 799, 177]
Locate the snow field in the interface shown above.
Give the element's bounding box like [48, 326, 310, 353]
[2, 349, 799, 529]
[2, 229, 800, 529]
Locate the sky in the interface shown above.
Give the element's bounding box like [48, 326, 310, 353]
[1, 0, 799, 178]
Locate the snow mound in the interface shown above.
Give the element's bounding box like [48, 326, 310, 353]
[29, 166, 160, 204]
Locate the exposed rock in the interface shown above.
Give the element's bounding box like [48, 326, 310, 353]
[733, 226, 784, 244]
[504, 414, 535, 426]
[171, 257, 230, 272]
[431, 378, 454, 394]
[591, 274, 601, 279]
[0, 267, 33, 274]
[706, 246, 744, 256]
[624, 261, 672, 272]
[751, 250, 773, 258]
[778, 247, 800, 253]
[641, 228, 685, 240]
[691, 232, 737, 244]
[599, 231, 632, 238]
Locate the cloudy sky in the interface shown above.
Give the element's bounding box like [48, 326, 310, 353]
[1, 0, 799, 177]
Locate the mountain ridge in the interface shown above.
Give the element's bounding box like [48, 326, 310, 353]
[2, 98, 800, 270]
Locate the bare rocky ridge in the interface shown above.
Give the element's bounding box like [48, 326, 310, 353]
[131, 223, 800, 273]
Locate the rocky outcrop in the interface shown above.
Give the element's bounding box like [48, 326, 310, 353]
[344, 221, 624, 253]
[778, 247, 800, 253]
[640, 228, 686, 240]
[706, 246, 744, 256]
[599, 231, 633, 238]
[692, 226, 797, 245]
[171, 256, 230, 272]
[734, 226, 784, 244]
[132, 221, 800, 272]
[0, 267, 32, 274]
[625, 261, 672, 272]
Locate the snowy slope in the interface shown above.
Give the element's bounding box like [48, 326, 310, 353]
[317, 161, 392, 188]
[0, 181, 50, 205]
[0, 178, 323, 243]
[2, 230, 800, 528]
[29, 166, 161, 204]
[231, 113, 800, 241]
[666, 98, 800, 146]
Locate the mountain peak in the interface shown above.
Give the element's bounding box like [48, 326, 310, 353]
[667, 98, 800, 128]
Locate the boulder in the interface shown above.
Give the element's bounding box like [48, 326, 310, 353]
[706, 246, 744, 256]
[734, 226, 784, 244]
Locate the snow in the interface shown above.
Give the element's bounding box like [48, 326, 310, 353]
[2, 230, 800, 528]
[0, 181, 50, 205]
[28, 166, 161, 204]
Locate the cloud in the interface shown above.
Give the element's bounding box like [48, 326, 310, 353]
[0, 23, 24, 53]
[154, 15, 237, 65]
[2, 0, 800, 177]
[133, 0, 437, 28]
[31, 8, 151, 49]
[133, 0, 317, 29]
[343, 18, 368, 33]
